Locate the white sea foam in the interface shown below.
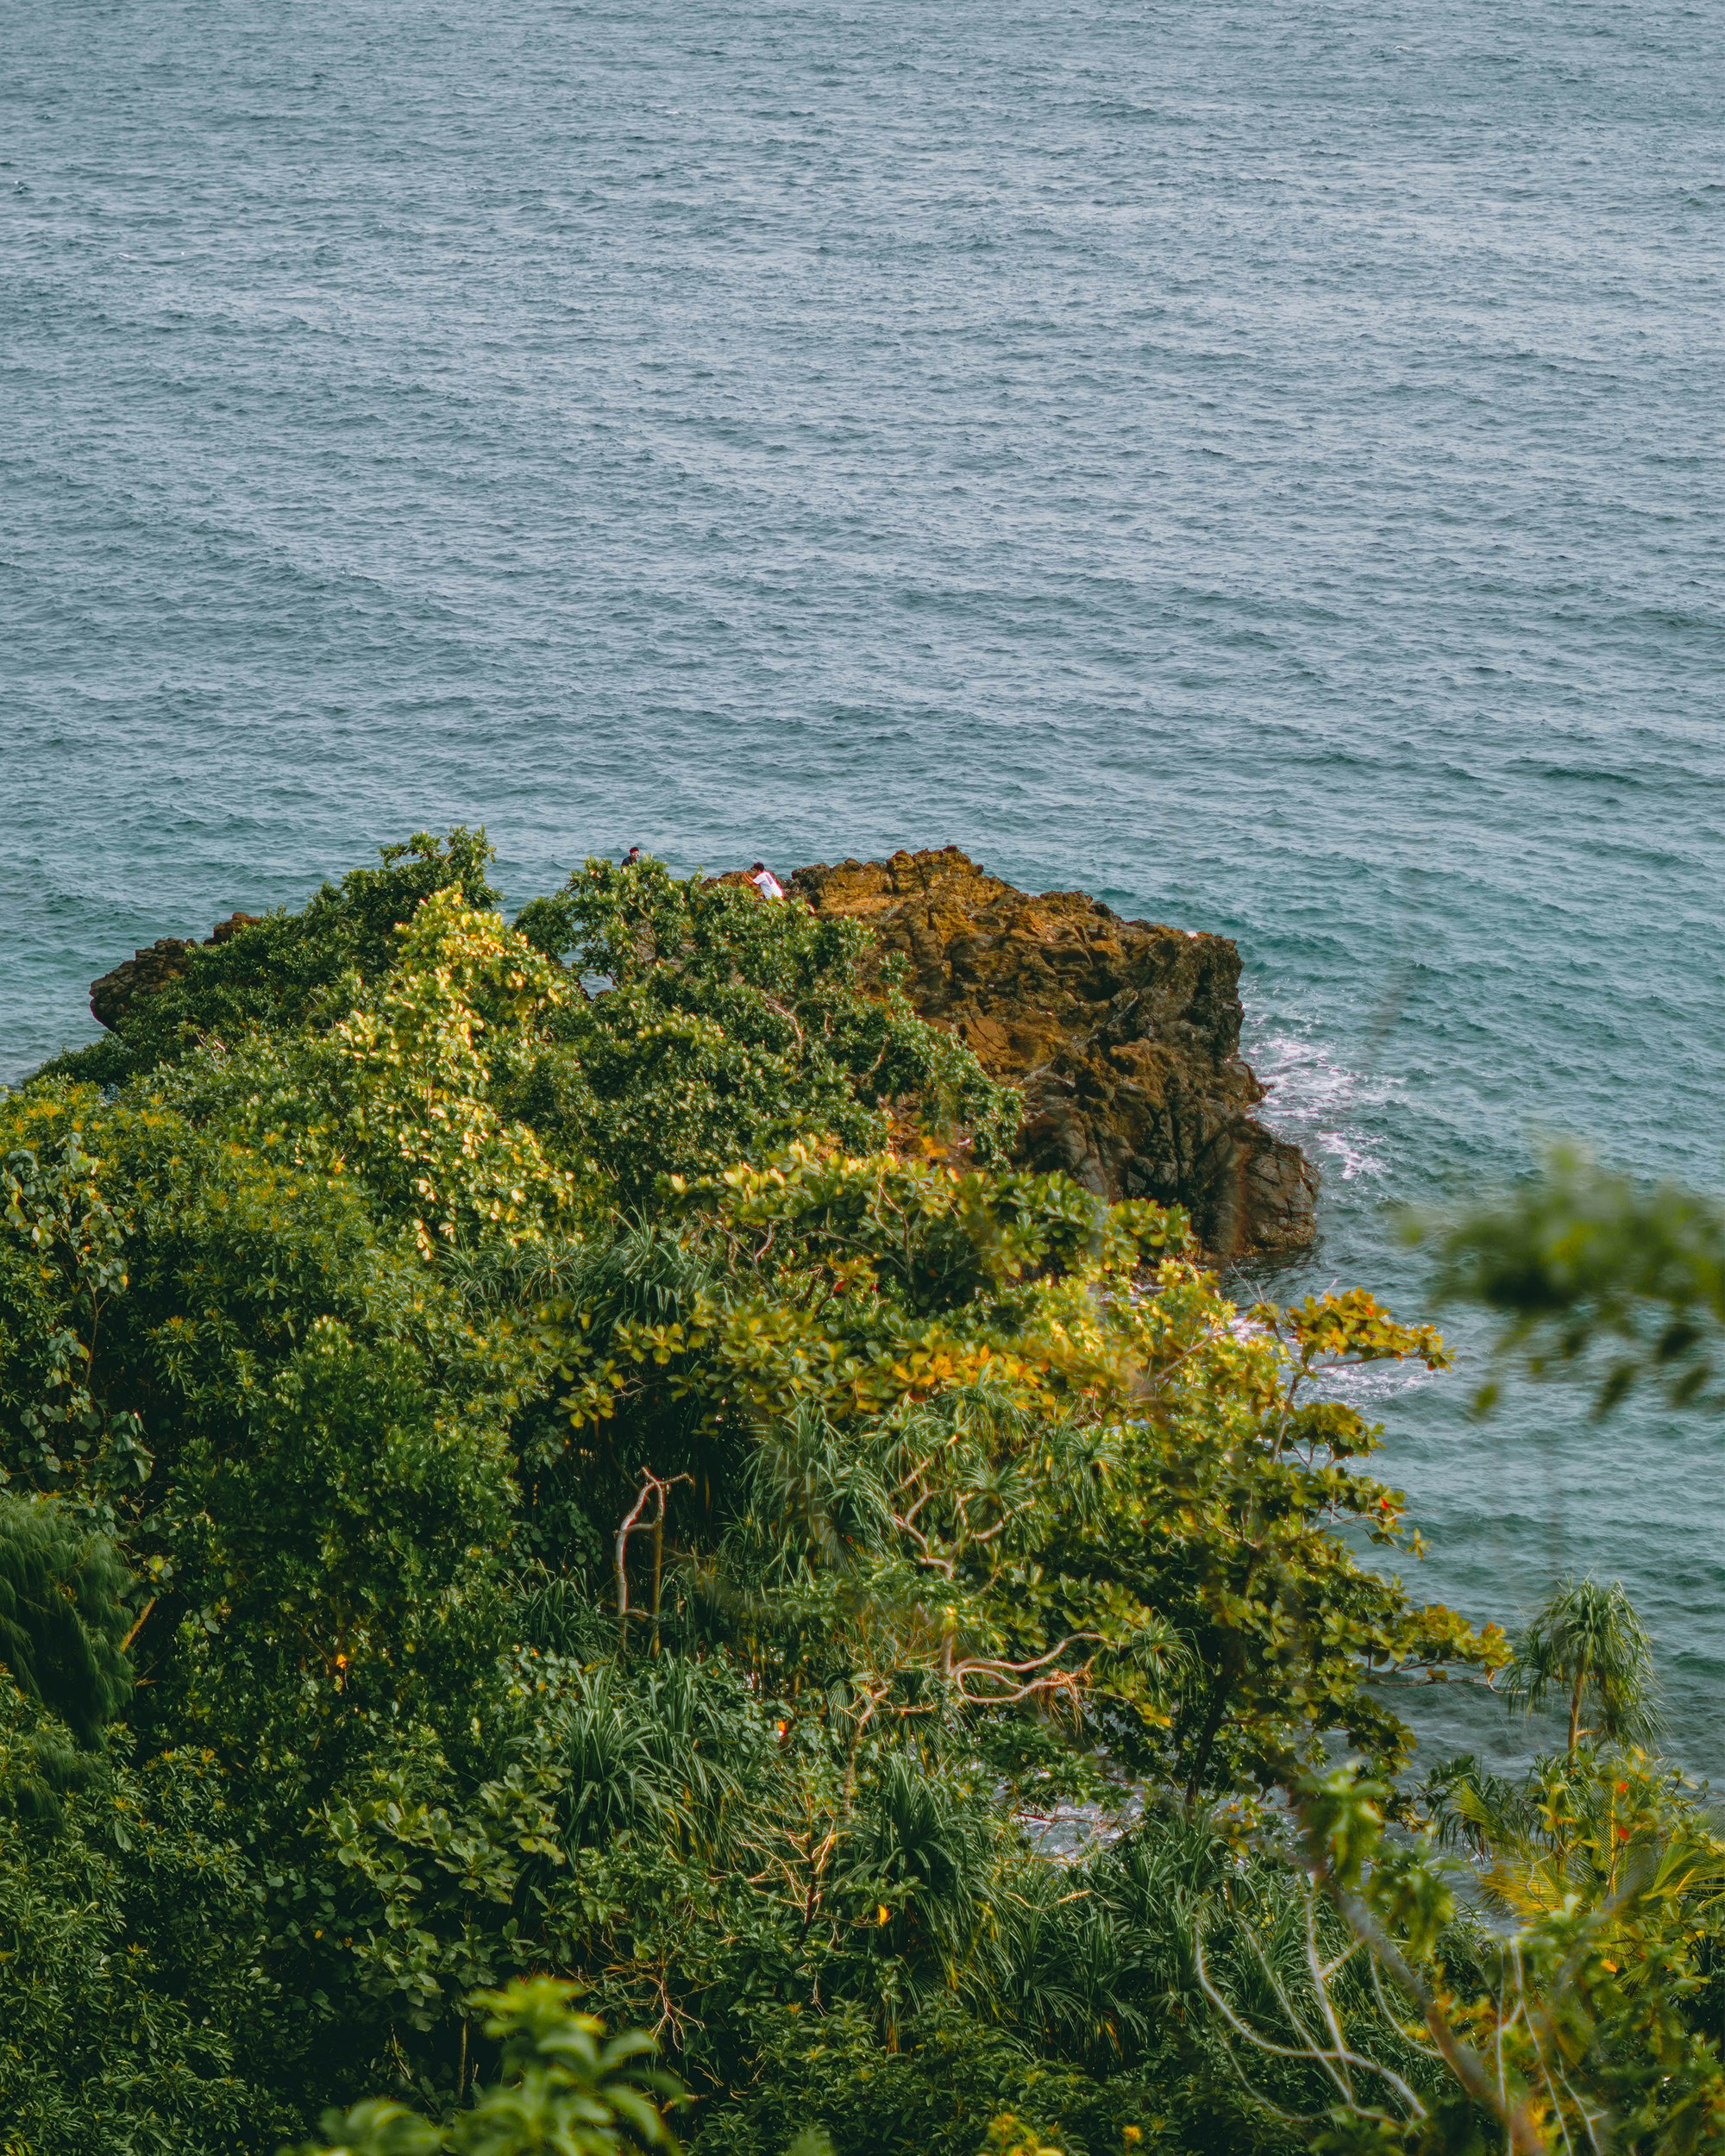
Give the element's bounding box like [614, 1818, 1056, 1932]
[1245, 1026, 1401, 1184]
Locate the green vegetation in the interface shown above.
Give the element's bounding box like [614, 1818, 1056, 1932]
[1, 834, 1721, 2155]
[294, 1978, 682, 2154]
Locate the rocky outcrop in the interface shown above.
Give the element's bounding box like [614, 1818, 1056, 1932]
[791, 849, 1316, 1266]
[90, 914, 261, 1033]
[86, 856, 1316, 1266]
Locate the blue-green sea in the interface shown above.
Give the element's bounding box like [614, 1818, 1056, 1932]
[4, 0, 1722, 1773]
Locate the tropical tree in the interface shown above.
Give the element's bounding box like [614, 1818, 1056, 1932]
[1502, 1574, 1660, 1756]
[42, 828, 502, 1092]
[0, 1683, 298, 2154]
[507, 853, 1019, 1203]
[531, 1146, 1502, 1803]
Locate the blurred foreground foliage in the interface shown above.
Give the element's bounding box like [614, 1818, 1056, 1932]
[1426, 1143, 1725, 1416]
[0, 833, 1719, 2155]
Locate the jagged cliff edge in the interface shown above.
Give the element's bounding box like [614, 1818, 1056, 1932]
[793, 849, 1316, 1267]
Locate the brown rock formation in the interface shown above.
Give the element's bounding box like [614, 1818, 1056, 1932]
[90, 914, 261, 1033]
[791, 848, 1316, 1266]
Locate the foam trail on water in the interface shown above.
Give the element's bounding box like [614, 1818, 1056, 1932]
[1245, 1025, 1398, 1186]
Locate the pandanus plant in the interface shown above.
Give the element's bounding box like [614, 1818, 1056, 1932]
[1502, 1573, 1660, 1755]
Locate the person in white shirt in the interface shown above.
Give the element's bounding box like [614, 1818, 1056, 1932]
[749, 862, 785, 899]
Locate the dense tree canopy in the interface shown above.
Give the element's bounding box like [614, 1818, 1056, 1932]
[0, 833, 1717, 2156]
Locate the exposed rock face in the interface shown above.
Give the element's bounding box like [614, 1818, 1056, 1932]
[90, 914, 261, 1033]
[791, 848, 1316, 1266]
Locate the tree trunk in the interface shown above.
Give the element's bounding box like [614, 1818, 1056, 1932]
[1568, 1653, 1590, 1755]
[1183, 1666, 1233, 1808]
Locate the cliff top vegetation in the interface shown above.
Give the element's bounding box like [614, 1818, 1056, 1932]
[1, 832, 1719, 2156]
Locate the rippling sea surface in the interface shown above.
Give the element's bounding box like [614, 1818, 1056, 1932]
[4, 0, 1722, 1771]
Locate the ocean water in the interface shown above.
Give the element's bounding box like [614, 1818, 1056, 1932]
[4, 0, 1722, 1773]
